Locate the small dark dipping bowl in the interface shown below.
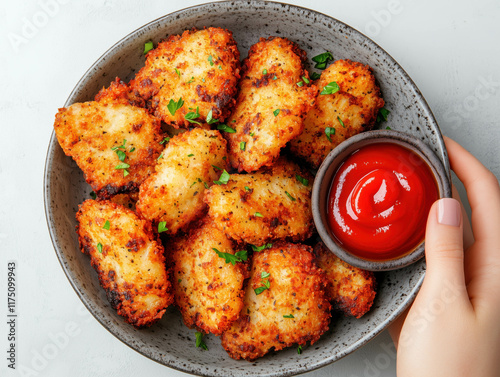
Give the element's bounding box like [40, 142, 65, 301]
[312, 130, 452, 271]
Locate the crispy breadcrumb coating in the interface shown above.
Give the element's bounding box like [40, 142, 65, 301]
[290, 59, 385, 168]
[76, 199, 172, 328]
[53, 101, 163, 198]
[314, 242, 376, 318]
[170, 217, 247, 335]
[136, 128, 228, 235]
[225, 37, 316, 172]
[204, 157, 313, 245]
[95, 77, 146, 107]
[131, 27, 240, 127]
[221, 243, 331, 361]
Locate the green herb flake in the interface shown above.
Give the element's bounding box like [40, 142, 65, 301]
[187, 77, 195, 83]
[206, 109, 219, 125]
[217, 124, 236, 133]
[175, 68, 181, 78]
[203, 181, 209, 189]
[202, 78, 205, 83]
[297, 345, 303, 354]
[115, 162, 130, 170]
[325, 127, 335, 142]
[158, 221, 168, 233]
[129, 147, 136, 152]
[103, 220, 110, 230]
[208, 55, 214, 66]
[273, 109, 280, 117]
[187, 154, 194, 158]
[251, 243, 272, 252]
[273, 75, 278, 80]
[185, 106, 201, 125]
[143, 41, 154, 54]
[302, 76, 310, 84]
[283, 314, 294, 319]
[178, 279, 182, 283]
[97, 242, 103, 253]
[157, 153, 163, 161]
[296, 81, 304, 87]
[263, 69, 268, 75]
[123, 169, 129, 177]
[218, 65, 222, 70]
[312, 51, 333, 69]
[386, 126, 392, 130]
[213, 248, 248, 265]
[377, 107, 390, 123]
[111, 139, 127, 151]
[90, 191, 97, 199]
[311, 72, 321, 80]
[337, 116, 345, 128]
[285, 191, 296, 201]
[160, 137, 170, 145]
[167, 97, 184, 116]
[116, 149, 126, 162]
[212, 165, 222, 171]
[195, 332, 208, 351]
[214, 170, 230, 185]
[190, 181, 197, 188]
[254, 286, 268, 295]
[254, 212, 263, 218]
[244, 186, 251, 192]
[295, 174, 309, 186]
[240, 141, 246, 151]
[261, 271, 270, 279]
[321, 81, 340, 95]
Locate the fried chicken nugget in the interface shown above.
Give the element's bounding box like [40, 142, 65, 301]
[314, 242, 376, 318]
[53, 101, 163, 198]
[204, 157, 313, 245]
[170, 217, 247, 335]
[290, 59, 385, 168]
[131, 28, 240, 127]
[95, 77, 145, 107]
[76, 199, 172, 328]
[225, 37, 317, 172]
[136, 128, 228, 235]
[221, 243, 331, 361]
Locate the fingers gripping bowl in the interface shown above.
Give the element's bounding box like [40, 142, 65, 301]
[44, 2, 451, 376]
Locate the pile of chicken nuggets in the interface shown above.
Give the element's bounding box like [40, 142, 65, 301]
[53, 27, 383, 361]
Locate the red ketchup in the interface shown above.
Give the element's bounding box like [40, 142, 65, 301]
[327, 142, 439, 261]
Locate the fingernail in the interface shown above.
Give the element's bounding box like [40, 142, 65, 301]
[437, 198, 461, 227]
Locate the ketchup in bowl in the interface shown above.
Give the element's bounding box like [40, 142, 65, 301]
[327, 142, 439, 261]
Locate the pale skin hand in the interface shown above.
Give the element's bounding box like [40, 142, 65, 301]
[389, 136, 500, 377]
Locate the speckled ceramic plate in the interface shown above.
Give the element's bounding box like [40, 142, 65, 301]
[44, 2, 450, 376]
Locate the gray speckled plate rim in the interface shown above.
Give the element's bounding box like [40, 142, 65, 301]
[43, 1, 450, 376]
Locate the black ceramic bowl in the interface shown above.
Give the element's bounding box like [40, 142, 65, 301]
[312, 130, 452, 271]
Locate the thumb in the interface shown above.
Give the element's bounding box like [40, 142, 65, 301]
[423, 198, 465, 289]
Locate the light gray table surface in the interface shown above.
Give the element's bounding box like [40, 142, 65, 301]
[1, 0, 498, 376]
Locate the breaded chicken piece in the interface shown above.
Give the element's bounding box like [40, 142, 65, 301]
[290, 59, 385, 168]
[221, 243, 331, 361]
[225, 37, 317, 172]
[204, 157, 313, 245]
[95, 77, 145, 107]
[53, 101, 163, 198]
[136, 128, 228, 235]
[76, 200, 172, 328]
[314, 242, 376, 318]
[131, 28, 240, 127]
[108, 192, 138, 211]
[170, 217, 247, 335]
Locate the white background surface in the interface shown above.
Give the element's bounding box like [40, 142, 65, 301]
[1, 0, 499, 376]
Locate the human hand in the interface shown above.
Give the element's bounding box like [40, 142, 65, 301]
[388, 136, 500, 377]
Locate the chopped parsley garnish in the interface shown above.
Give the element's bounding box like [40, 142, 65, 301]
[321, 81, 340, 95]
[90, 191, 97, 199]
[251, 243, 272, 252]
[175, 68, 180, 78]
[97, 242, 103, 253]
[208, 55, 214, 66]
[261, 271, 270, 279]
[311, 72, 321, 80]
[195, 332, 208, 350]
[213, 248, 248, 265]
[297, 345, 303, 354]
[111, 139, 127, 151]
[187, 77, 195, 83]
[158, 221, 168, 233]
[325, 127, 335, 142]
[178, 279, 182, 283]
[157, 153, 163, 161]
[160, 137, 170, 145]
[167, 97, 184, 116]
[188, 153, 194, 157]
[296, 81, 304, 87]
[377, 107, 390, 123]
[273, 109, 280, 117]
[285, 191, 296, 201]
[123, 170, 129, 177]
[263, 69, 268, 75]
[129, 147, 136, 152]
[386, 126, 392, 130]
[240, 141, 246, 151]
[302, 76, 310, 84]
[295, 174, 309, 186]
[206, 110, 219, 125]
[190, 181, 197, 188]
[283, 314, 294, 319]
[218, 65, 222, 70]
[337, 116, 345, 128]
[103, 220, 110, 230]
[312, 51, 333, 69]
[217, 124, 236, 133]
[116, 149, 126, 162]
[272, 75, 278, 80]
[254, 212, 263, 218]
[244, 186, 251, 192]
[214, 170, 230, 185]
[185, 106, 201, 125]
[114, 162, 130, 170]
[212, 165, 222, 171]
[254, 272, 271, 295]
[143, 41, 153, 54]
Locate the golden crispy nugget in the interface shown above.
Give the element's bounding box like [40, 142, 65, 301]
[225, 37, 317, 172]
[76, 200, 172, 328]
[314, 242, 376, 318]
[131, 28, 240, 127]
[136, 128, 228, 235]
[53, 101, 163, 198]
[221, 243, 331, 361]
[95, 77, 145, 107]
[108, 192, 138, 211]
[204, 157, 313, 245]
[170, 217, 247, 335]
[290, 59, 385, 168]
